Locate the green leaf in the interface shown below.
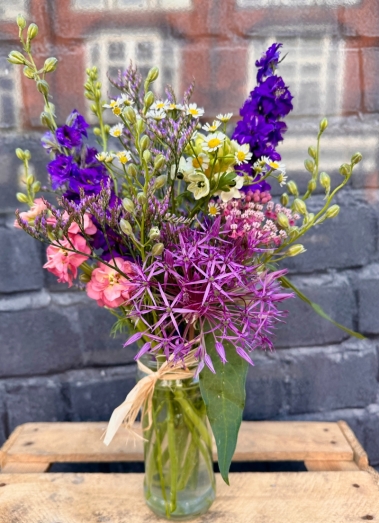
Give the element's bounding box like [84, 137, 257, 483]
[280, 275, 365, 340]
[199, 328, 249, 485]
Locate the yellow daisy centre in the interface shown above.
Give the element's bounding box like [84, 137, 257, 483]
[270, 161, 279, 169]
[156, 102, 165, 109]
[110, 101, 118, 108]
[189, 108, 199, 116]
[208, 138, 221, 149]
[112, 106, 121, 116]
[237, 151, 246, 161]
[118, 153, 128, 164]
[209, 206, 218, 216]
[192, 157, 204, 168]
[113, 130, 122, 137]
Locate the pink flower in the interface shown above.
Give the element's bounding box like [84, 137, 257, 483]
[86, 258, 136, 308]
[46, 212, 97, 236]
[14, 198, 47, 228]
[43, 234, 91, 287]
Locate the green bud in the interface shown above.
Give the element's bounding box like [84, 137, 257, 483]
[325, 204, 340, 219]
[304, 159, 315, 174]
[137, 192, 147, 205]
[16, 192, 29, 203]
[148, 227, 160, 240]
[143, 150, 151, 164]
[40, 111, 55, 129]
[286, 244, 306, 257]
[17, 14, 27, 30]
[308, 146, 317, 159]
[351, 152, 363, 166]
[104, 124, 111, 134]
[128, 164, 138, 177]
[124, 106, 136, 124]
[277, 212, 290, 229]
[32, 181, 41, 193]
[339, 163, 351, 177]
[146, 66, 159, 84]
[26, 173, 34, 185]
[122, 197, 135, 213]
[140, 135, 150, 152]
[136, 119, 145, 134]
[120, 219, 133, 236]
[152, 242, 164, 257]
[293, 198, 307, 215]
[7, 50, 26, 65]
[319, 118, 328, 132]
[44, 57, 58, 73]
[23, 66, 35, 79]
[27, 23, 38, 41]
[37, 80, 49, 96]
[307, 179, 317, 193]
[153, 174, 167, 190]
[24, 150, 31, 160]
[304, 212, 315, 226]
[154, 154, 165, 170]
[144, 91, 154, 110]
[79, 273, 91, 283]
[320, 172, 331, 192]
[280, 193, 289, 206]
[85, 92, 95, 101]
[15, 148, 25, 161]
[93, 127, 101, 136]
[287, 180, 299, 196]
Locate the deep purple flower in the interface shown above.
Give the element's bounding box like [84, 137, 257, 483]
[250, 76, 293, 120]
[47, 155, 76, 189]
[255, 43, 282, 83]
[66, 109, 89, 137]
[56, 125, 82, 148]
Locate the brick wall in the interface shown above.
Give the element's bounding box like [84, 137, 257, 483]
[0, 0, 378, 467]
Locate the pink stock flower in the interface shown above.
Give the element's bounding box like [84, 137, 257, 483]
[46, 212, 96, 236]
[43, 234, 91, 287]
[14, 198, 47, 229]
[86, 258, 136, 308]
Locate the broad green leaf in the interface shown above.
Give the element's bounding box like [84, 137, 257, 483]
[199, 328, 249, 485]
[280, 275, 365, 340]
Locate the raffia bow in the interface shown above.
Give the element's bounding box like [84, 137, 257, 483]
[103, 351, 198, 446]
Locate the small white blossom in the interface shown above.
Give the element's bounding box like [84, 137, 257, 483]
[186, 153, 210, 174]
[146, 109, 166, 120]
[202, 120, 221, 132]
[170, 157, 187, 180]
[202, 132, 226, 152]
[232, 141, 253, 165]
[208, 201, 221, 217]
[216, 112, 233, 122]
[253, 155, 271, 173]
[117, 94, 134, 106]
[187, 172, 210, 200]
[217, 176, 244, 203]
[95, 152, 108, 162]
[151, 100, 170, 111]
[167, 102, 184, 111]
[268, 160, 286, 175]
[186, 103, 204, 119]
[116, 151, 132, 165]
[109, 123, 124, 138]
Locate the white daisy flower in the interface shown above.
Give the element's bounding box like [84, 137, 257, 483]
[151, 100, 170, 111]
[117, 94, 134, 106]
[117, 151, 132, 165]
[186, 153, 210, 173]
[170, 157, 187, 180]
[202, 120, 221, 132]
[95, 152, 108, 162]
[103, 100, 119, 109]
[216, 113, 233, 122]
[167, 102, 184, 111]
[208, 201, 221, 217]
[268, 160, 286, 175]
[109, 123, 124, 138]
[187, 172, 210, 200]
[104, 153, 116, 163]
[202, 132, 226, 152]
[217, 176, 244, 203]
[146, 109, 166, 120]
[232, 141, 253, 165]
[253, 156, 271, 173]
[186, 103, 205, 119]
[277, 172, 288, 186]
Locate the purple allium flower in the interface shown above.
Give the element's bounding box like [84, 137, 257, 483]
[47, 155, 76, 189]
[56, 125, 82, 148]
[255, 42, 282, 83]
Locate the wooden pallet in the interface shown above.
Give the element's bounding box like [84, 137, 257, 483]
[0, 420, 378, 522]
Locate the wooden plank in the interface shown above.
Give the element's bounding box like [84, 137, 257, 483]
[0, 471, 379, 522]
[338, 420, 369, 469]
[305, 460, 360, 471]
[1, 421, 353, 466]
[1, 463, 50, 473]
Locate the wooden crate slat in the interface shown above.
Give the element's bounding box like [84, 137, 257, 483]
[304, 460, 360, 471]
[0, 471, 378, 523]
[1, 420, 354, 467]
[338, 420, 369, 469]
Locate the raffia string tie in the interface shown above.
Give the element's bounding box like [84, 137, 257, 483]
[103, 352, 197, 446]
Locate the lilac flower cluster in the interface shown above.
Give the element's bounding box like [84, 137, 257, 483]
[232, 43, 293, 189]
[126, 219, 292, 373]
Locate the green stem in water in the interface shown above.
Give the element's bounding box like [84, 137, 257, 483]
[167, 391, 178, 515]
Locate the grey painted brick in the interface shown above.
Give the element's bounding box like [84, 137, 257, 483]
[275, 273, 355, 348]
[363, 48, 379, 112]
[4, 376, 65, 433]
[0, 383, 7, 445]
[357, 264, 379, 335]
[0, 226, 44, 293]
[365, 403, 379, 465]
[63, 365, 136, 421]
[0, 290, 51, 312]
[280, 339, 378, 415]
[0, 305, 84, 377]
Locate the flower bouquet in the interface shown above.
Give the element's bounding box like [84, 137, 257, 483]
[9, 15, 363, 521]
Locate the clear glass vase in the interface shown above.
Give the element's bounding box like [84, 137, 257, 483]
[137, 356, 216, 520]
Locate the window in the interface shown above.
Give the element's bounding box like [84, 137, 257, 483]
[0, 0, 28, 20]
[237, 0, 360, 7]
[0, 56, 20, 128]
[247, 37, 345, 116]
[86, 31, 180, 121]
[72, 0, 192, 11]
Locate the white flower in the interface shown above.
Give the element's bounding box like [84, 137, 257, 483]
[151, 100, 170, 111]
[217, 176, 244, 203]
[167, 102, 184, 111]
[268, 160, 286, 175]
[117, 94, 134, 106]
[202, 132, 226, 152]
[146, 109, 166, 120]
[187, 172, 210, 200]
[95, 152, 108, 162]
[253, 156, 271, 173]
[186, 103, 204, 119]
[202, 120, 221, 132]
[170, 157, 187, 180]
[103, 100, 119, 109]
[216, 113, 233, 122]
[104, 153, 116, 163]
[186, 153, 210, 174]
[232, 141, 253, 165]
[208, 201, 221, 217]
[277, 173, 288, 186]
[109, 123, 124, 138]
[116, 151, 132, 165]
